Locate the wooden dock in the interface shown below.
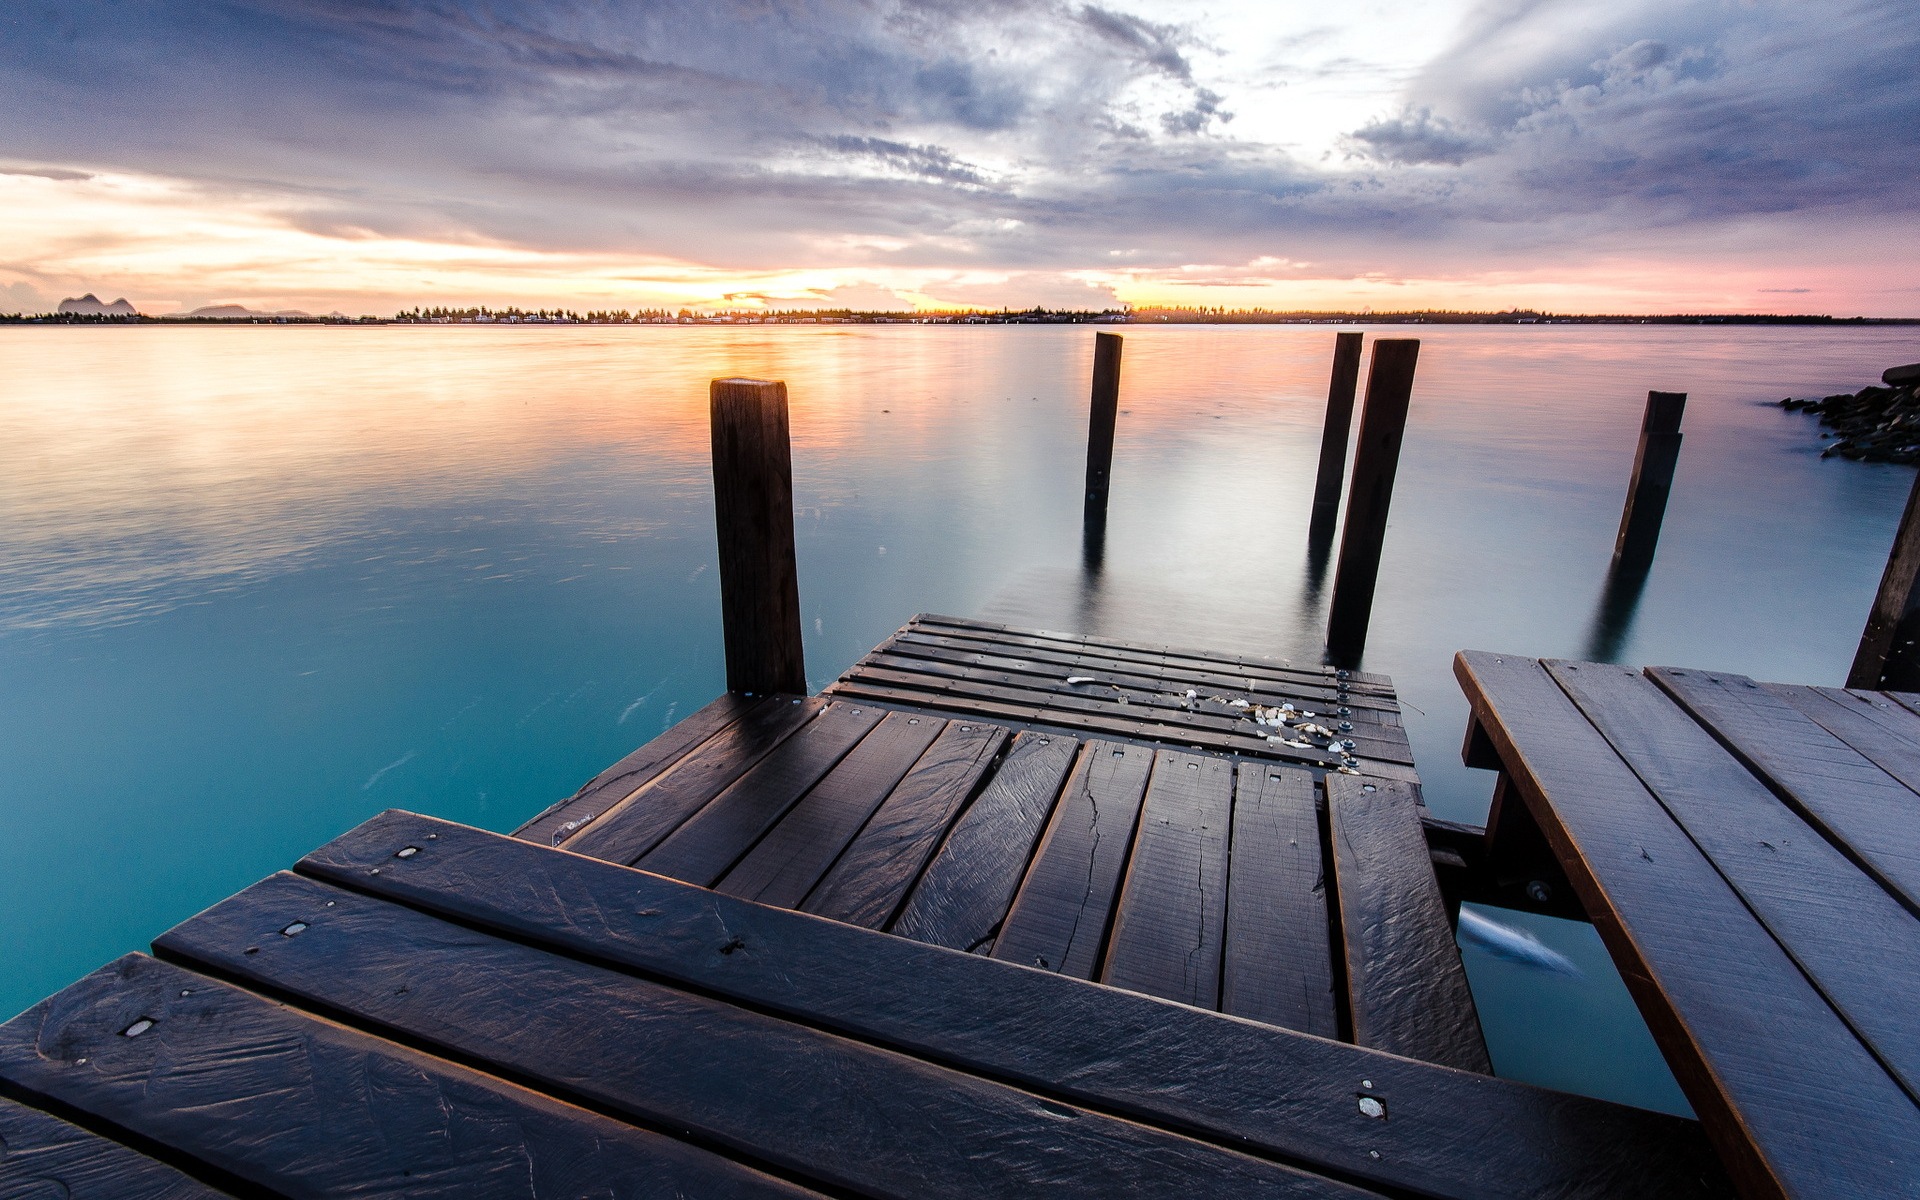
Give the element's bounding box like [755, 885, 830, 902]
[13, 353, 1912, 1197]
[1458, 653, 1920, 1200]
[0, 616, 1732, 1199]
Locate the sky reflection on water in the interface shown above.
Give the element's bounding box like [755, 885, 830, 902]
[3, 322, 1916, 1113]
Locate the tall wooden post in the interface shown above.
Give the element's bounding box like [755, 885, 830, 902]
[1083, 333, 1124, 524]
[710, 377, 806, 696]
[1848, 471, 1920, 689]
[1326, 340, 1420, 664]
[1611, 391, 1686, 573]
[1308, 332, 1365, 545]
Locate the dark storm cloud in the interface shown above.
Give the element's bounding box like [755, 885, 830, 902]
[1, 0, 1915, 276]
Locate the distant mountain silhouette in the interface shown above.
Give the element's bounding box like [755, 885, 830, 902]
[57, 293, 138, 316]
[171, 303, 314, 319]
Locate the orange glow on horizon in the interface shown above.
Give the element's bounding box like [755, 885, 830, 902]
[2, 167, 1912, 318]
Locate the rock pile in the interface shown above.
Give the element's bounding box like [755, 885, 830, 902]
[1782, 362, 1920, 463]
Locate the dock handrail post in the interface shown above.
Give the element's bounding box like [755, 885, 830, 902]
[1083, 332, 1124, 526]
[1308, 332, 1365, 545]
[710, 377, 807, 695]
[1326, 339, 1420, 665]
[1848, 470, 1920, 689]
[1611, 391, 1687, 573]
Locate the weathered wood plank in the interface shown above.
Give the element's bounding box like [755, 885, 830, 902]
[563, 696, 823, 865]
[160, 873, 1364, 1200]
[0, 1095, 231, 1199]
[890, 731, 1079, 950]
[1771, 683, 1920, 799]
[907, 614, 1397, 693]
[640, 702, 886, 886]
[883, 628, 1403, 714]
[717, 711, 945, 907]
[827, 675, 1373, 773]
[1326, 776, 1491, 1073]
[1648, 666, 1920, 913]
[301, 811, 1732, 1200]
[1222, 765, 1338, 1038]
[0, 954, 815, 1200]
[1101, 750, 1234, 1009]
[850, 650, 1411, 761]
[1459, 650, 1920, 1200]
[516, 692, 763, 846]
[1548, 660, 1920, 1102]
[800, 720, 1010, 929]
[994, 741, 1153, 977]
[869, 639, 1406, 735]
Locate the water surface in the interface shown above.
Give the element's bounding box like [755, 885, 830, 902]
[4, 322, 1914, 1114]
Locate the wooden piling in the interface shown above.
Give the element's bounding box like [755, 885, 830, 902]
[1308, 332, 1365, 545]
[1847, 470, 1920, 689]
[710, 377, 806, 695]
[1611, 391, 1686, 572]
[1326, 340, 1420, 664]
[1083, 333, 1124, 522]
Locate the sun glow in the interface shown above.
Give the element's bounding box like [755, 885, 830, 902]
[0, 167, 1904, 317]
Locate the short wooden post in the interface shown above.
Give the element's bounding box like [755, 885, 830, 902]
[1611, 391, 1686, 572]
[710, 377, 806, 696]
[1083, 332, 1124, 523]
[1848, 470, 1920, 689]
[1308, 332, 1365, 545]
[1326, 340, 1420, 664]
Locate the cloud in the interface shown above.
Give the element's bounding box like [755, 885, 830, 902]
[1345, 107, 1494, 166]
[0, 0, 1914, 311]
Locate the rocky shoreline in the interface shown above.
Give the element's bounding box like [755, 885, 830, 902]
[1781, 361, 1920, 464]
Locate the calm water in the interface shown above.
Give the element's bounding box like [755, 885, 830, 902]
[5, 323, 1915, 1113]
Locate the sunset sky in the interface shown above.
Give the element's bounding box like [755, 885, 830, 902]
[2, 0, 1915, 316]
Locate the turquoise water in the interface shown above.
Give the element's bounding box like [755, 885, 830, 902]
[4, 323, 1915, 1114]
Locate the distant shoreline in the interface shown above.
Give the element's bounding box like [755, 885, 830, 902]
[6, 311, 1919, 327]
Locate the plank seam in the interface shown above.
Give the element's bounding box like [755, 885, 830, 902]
[264, 866, 1400, 1196]
[144, 939, 864, 1200]
[0, 1057, 281, 1199]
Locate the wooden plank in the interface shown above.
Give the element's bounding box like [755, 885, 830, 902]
[516, 691, 763, 846]
[851, 650, 1411, 761]
[993, 740, 1152, 977]
[1327, 775, 1491, 1073]
[0, 1095, 230, 1199]
[717, 711, 945, 907]
[891, 732, 1080, 952]
[872, 637, 1406, 727]
[0, 954, 816, 1200]
[1101, 750, 1234, 1009]
[563, 695, 824, 865]
[301, 811, 1733, 1200]
[159, 874, 1365, 1200]
[908, 614, 1396, 693]
[828, 674, 1365, 771]
[885, 628, 1403, 714]
[1459, 651, 1920, 1200]
[1648, 666, 1920, 913]
[1222, 765, 1338, 1038]
[799, 720, 1010, 929]
[909, 614, 1397, 693]
[640, 702, 887, 886]
[1771, 684, 1920, 798]
[1547, 660, 1920, 1102]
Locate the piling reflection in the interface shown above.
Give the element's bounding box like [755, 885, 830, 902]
[1583, 559, 1652, 663]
